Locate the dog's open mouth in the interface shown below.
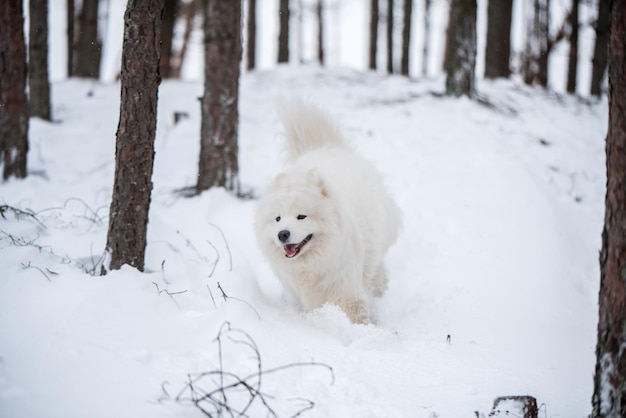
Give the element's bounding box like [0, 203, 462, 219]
[283, 234, 313, 258]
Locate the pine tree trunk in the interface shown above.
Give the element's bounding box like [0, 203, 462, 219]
[247, 0, 256, 70]
[160, 0, 178, 79]
[317, 0, 324, 65]
[590, 0, 610, 97]
[0, 0, 29, 180]
[386, 0, 394, 74]
[566, 0, 579, 94]
[28, 0, 52, 120]
[484, 0, 512, 79]
[196, 0, 242, 194]
[67, 0, 74, 76]
[444, 0, 477, 97]
[591, 3, 626, 416]
[521, 0, 550, 87]
[400, 0, 412, 76]
[278, 0, 289, 63]
[422, 0, 430, 76]
[104, 0, 163, 273]
[74, 0, 101, 78]
[369, 0, 378, 70]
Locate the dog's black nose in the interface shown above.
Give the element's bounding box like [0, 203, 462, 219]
[278, 230, 290, 243]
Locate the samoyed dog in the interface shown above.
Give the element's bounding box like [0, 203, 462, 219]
[255, 101, 401, 324]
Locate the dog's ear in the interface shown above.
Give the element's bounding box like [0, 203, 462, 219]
[307, 169, 329, 197]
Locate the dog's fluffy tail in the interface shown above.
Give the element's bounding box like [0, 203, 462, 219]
[277, 100, 348, 162]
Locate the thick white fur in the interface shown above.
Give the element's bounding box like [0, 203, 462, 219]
[255, 101, 401, 324]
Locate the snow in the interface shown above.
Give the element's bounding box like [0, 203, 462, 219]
[0, 64, 607, 417]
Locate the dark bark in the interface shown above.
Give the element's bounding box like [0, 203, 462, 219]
[591, 3, 626, 417]
[386, 0, 394, 73]
[160, 0, 178, 78]
[0, 0, 29, 180]
[170, 0, 196, 78]
[521, 0, 550, 87]
[422, 0, 430, 76]
[197, 0, 242, 194]
[400, 0, 412, 76]
[28, 0, 52, 120]
[67, 0, 74, 76]
[104, 0, 164, 273]
[444, 0, 477, 97]
[484, 0, 512, 79]
[278, 0, 289, 63]
[590, 0, 610, 97]
[247, 0, 256, 70]
[317, 0, 324, 65]
[566, 0, 580, 94]
[369, 0, 378, 70]
[74, 0, 101, 78]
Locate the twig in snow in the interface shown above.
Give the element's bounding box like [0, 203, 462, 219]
[166, 322, 334, 417]
[20, 261, 57, 281]
[216, 282, 261, 320]
[209, 223, 232, 271]
[153, 282, 188, 310]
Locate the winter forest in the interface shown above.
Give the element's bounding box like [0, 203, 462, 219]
[1, 0, 625, 417]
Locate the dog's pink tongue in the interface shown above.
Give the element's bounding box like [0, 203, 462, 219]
[284, 244, 298, 257]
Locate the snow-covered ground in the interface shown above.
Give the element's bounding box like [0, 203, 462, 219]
[0, 66, 607, 417]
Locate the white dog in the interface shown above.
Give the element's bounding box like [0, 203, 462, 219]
[255, 101, 401, 324]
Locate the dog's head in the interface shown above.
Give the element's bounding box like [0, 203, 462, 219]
[255, 169, 336, 261]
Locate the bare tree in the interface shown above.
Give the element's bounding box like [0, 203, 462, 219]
[160, 0, 179, 78]
[400, 0, 412, 76]
[444, 0, 477, 97]
[369, 0, 379, 70]
[591, 3, 626, 417]
[386, 0, 394, 73]
[566, 0, 580, 94]
[521, 0, 550, 87]
[74, 0, 102, 78]
[28, 0, 52, 120]
[278, 0, 290, 63]
[170, 0, 197, 78]
[196, 0, 242, 194]
[422, 0, 431, 76]
[67, 0, 74, 76]
[104, 0, 164, 273]
[590, 0, 610, 97]
[247, 0, 257, 70]
[484, 0, 512, 79]
[0, 0, 29, 180]
[317, 0, 324, 65]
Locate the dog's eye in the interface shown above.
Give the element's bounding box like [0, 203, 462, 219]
[275, 216, 281, 222]
[297, 215, 307, 220]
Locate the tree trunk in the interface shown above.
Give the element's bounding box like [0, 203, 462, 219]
[591, 3, 626, 417]
[0, 0, 29, 180]
[484, 0, 512, 79]
[196, 0, 242, 194]
[104, 0, 163, 273]
[386, 0, 394, 73]
[28, 0, 52, 121]
[422, 0, 430, 76]
[566, 0, 580, 94]
[317, 0, 324, 65]
[170, 0, 196, 79]
[521, 0, 550, 87]
[67, 0, 74, 76]
[278, 0, 289, 63]
[590, 0, 610, 97]
[444, 0, 477, 97]
[74, 0, 101, 78]
[400, 0, 412, 76]
[160, 0, 178, 79]
[369, 0, 378, 70]
[247, 0, 256, 70]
